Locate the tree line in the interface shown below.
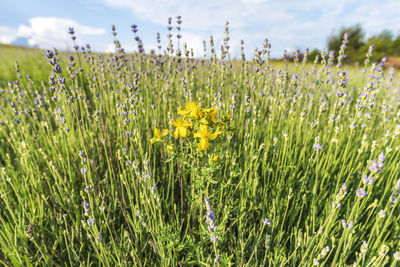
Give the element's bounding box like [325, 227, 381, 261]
[308, 24, 400, 65]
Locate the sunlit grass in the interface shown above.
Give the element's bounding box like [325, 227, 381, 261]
[1, 23, 400, 266]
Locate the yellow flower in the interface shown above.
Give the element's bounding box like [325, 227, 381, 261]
[202, 107, 224, 125]
[162, 129, 169, 137]
[214, 128, 224, 137]
[150, 128, 162, 144]
[178, 102, 203, 119]
[166, 145, 174, 153]
[203, 107, 218, 118]
[199, 117, 209, 125]
[155, 128, 162, 139]
[212, 155, 219, 162]
[171, 119, 192, 139]
[223, 113, 232, 122]
[194, 124, 218, 151]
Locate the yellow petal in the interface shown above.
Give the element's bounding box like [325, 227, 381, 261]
[199, 117, 209, 125]
[162, 129, 169, 136]
[215, 130, 224, 137]
[166, 145, 174, 153]
[174, 128, 179, 139]
[204, 107, 218, 117]
[207, 133, 218, 140]
[198, 138, 209, 151]
[179, 127, 187, 138]
[155, 128, 162, 139]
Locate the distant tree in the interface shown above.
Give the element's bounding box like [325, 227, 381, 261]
[327, 24, 365, 63]
[308, 49, 321, 62]
[362, 30, 394, 62]
[391, 34, 400, 56]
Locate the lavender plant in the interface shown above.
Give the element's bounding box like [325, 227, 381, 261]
[0, 18, 400, 266]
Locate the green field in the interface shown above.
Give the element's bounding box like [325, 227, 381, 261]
[1, 36, 400, 266]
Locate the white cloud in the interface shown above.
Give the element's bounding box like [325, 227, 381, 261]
[0, 17, 105, 50]
[97, 0, 400, 58]
[0, 26, 19, 44]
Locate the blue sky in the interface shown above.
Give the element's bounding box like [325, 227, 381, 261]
[1, 0, 399, 58]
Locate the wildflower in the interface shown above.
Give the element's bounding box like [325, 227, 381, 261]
[166, 145, 174, 153]
[394, 251, 400, 260]
[356, 188, 368, 198]
[369, 160, 381, 173]
[87, 218, 95, 226]
[362, 175, 374, 185]
[212, 155, 219, 162]
[214, 254, 221, 264]
[320, 246, 330, 257]
[203, 107, 218, 118]
[314, 246, 330, 265]
[150, 128, 163, 144]
[313, 143, 324, 151]
[95, 233, 102, 242]
[265, 234, 271, 249]
[262, 218, 271, 226]
[360, 241, 368, 257]
[313, 136, 324, 151]
[350, 123, 357, 130]
[194, 124, 219, 151]
[79, 150, 87, 158]
[378, 152, 385, 169]
[379, 244, 389, 257]
[337, 72, 349, 88]
[342, 219, 353, 229]
[178, 102, 203, 119]
[205, 198, 218, 242]
[83, 201, 91, 216]
[378, 209, 386, 218]
[171, 119, 192, 139]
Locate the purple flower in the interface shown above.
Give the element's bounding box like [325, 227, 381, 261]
[356, 188, 368, 198]
[96, 233, 102, 242]
[204, 198, 218, 242]
[313, 144, 324, 151]
[81, 168, 88, 175]
[87, 218, 95, 226]
[337, 72, 349, 88]
[83, 201, 90, 209]
[362, 175, 374, 185]
[262, 218, 271, 226]
[84, 209, 92, 216]
[79, 150, 87, 158]
[45, 50, 54, 59]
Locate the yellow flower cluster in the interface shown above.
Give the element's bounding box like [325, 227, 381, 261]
[151, 102, 232, 152]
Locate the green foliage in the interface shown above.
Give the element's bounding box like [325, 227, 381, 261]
[1, 25, 400, 266]
[308, 48, 321, 62]
[327, 24, 400, 65]
[328, 24, 366, 64]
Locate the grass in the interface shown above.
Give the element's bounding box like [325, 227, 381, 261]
[0, 24, 400, 266]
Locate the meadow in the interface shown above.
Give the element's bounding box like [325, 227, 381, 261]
[1, 22, 400, 266]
